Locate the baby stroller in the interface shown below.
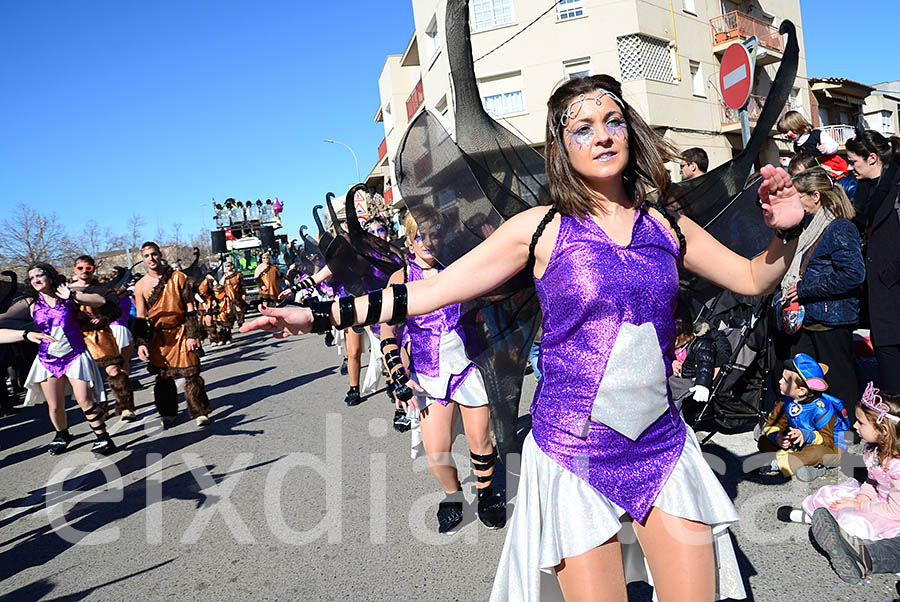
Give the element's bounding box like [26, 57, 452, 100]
[680, 290, 774, 444]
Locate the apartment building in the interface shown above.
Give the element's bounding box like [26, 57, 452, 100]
[366, 0, 810, 207]
[863, 81, 900, 137]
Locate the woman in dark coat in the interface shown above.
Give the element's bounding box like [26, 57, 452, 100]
[846, 131, 900, 391]
[782, 167, 865, 412]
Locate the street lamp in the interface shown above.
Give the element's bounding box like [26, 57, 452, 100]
[323, 139, 361, 183]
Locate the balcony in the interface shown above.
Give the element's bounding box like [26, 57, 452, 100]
[711, 11, 783, 66]
[822, 124, 857, 148]
[721, 94, 789, 133]
[406, 78, 424, 120]
[377, 138, 387, 162]
[384, 186, 393, 204]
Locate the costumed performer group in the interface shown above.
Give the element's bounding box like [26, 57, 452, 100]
[243, 74, 806, 600]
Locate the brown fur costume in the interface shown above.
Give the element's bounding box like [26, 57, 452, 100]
[144, 267, 211, 419]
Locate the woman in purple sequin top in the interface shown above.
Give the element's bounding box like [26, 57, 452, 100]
[246, 74, 806, 601]
[21, 263, 117, 456]
[381, 208, 504, 533]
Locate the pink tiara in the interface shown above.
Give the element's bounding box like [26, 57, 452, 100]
[861, 381, 900, 425]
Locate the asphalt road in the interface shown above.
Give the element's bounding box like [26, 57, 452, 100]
[1, 329, 898, 601]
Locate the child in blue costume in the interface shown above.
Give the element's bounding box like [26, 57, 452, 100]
[758, 352, 851, 481]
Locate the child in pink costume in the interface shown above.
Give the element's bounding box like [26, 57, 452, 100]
[803, 383, 900, 540]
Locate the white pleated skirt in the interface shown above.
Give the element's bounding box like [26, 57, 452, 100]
[23, 352, 108, 406]
[490, 427, 746, 601]
[110, 324, 133, 350]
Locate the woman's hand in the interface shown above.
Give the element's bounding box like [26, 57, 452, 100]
[759, 164, 805, 231]
[784, 283, 799, 304]
[240, 305, 313, 338]
[26, 331, 56, 344]
[277, 289, 294, 301]
[56, 283, 73, 301]
[138, 345, 150, 362]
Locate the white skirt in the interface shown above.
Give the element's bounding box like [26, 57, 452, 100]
[407, 366, 488, 459]
[490, 427, 746, 601]
[24, 352, 108, 406]
[110, 324, 133, 350]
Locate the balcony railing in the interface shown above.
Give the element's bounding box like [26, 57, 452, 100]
[710, 10, 784, 53]
[721, 94, 788, 128]
[822, 124, 857, 146]
[406, 79, 424, 120]
[377, 138, 387, 161]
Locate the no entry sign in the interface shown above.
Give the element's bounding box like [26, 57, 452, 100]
[720, 42, 754, 110]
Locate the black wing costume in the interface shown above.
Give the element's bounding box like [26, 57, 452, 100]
[392, 0, 799, 456]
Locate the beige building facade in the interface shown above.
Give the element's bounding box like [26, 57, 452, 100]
[367, 0, 811, 205]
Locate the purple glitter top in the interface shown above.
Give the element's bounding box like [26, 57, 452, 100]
[404, 262, 477, 404]
[405, 262, 467, 377]
[531, 209, 686, 521]
[32, 296, 87, 378]
[111, 295, 132, 328]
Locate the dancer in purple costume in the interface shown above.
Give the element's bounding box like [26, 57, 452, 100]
[20, 263, 117, 455]
[242, 74, 804, 600]
[381, 208, 504, 533]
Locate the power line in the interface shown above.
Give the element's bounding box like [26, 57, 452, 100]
[474, 1, 559, 63]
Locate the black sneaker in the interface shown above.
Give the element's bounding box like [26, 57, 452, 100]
[393, 408, 411, 433]
[48, 431, 73, 456]
[324, 332, 335, 347]
[437, 500, 463, 534]
[91, 435, 117, 456]
[477, 486, 507, 529]
[339, 358, 348, 375]
[344, 386, 361, 406]
[811, 507, 870, 584]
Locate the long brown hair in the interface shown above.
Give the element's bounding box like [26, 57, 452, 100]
[862, 392, 900, 467]
[544, 74, 678, 218]
[791, 167, 856, 220]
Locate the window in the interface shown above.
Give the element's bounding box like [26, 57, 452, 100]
[564, 57, 591, 80]
[789, 88, 801, 110]
[478, 71, 526, 117]
[471, 0, 514, 32]
[435, 95, 452, 131]
[424, 15, 440, 61]
[682, 0, 696, 14]
[839, 110, 850, 125]
[817, 108, 829, 127]
[617, 34, 676, 83]
[557, 0, 584, 20]
[689, 60, 704, 96]
[882, 111, 893, 133]
[383, 103, 394, 133]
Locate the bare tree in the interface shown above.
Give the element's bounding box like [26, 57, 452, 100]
[77, 219, 105, 260]
[0, 203, 76, 274]
[172, 222, 183, 247]
[126, 214, 145, 249]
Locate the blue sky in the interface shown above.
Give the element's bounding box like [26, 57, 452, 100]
[0, 0, 895, 251]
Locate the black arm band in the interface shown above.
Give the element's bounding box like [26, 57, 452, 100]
[293, 275, 314, 291]
[363, 290, 383, 327]
[385, 353, 403, 370]
[776, 224, 803, 244]
[387, 284, 408, 326]
[184, 310, 202, 339]
[133, 318, 151, 348]
[337, 295, 356, 330]
[309, 299, 334, 334]
[393, 381, 413, 402]
[380, 337, 398, 351]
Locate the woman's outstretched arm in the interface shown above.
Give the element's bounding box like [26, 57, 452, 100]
[242, 207, 547, 338]
[663, 165, 805, 296]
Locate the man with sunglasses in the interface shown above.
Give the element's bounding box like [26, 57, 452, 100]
[71, 255, 137, 421]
